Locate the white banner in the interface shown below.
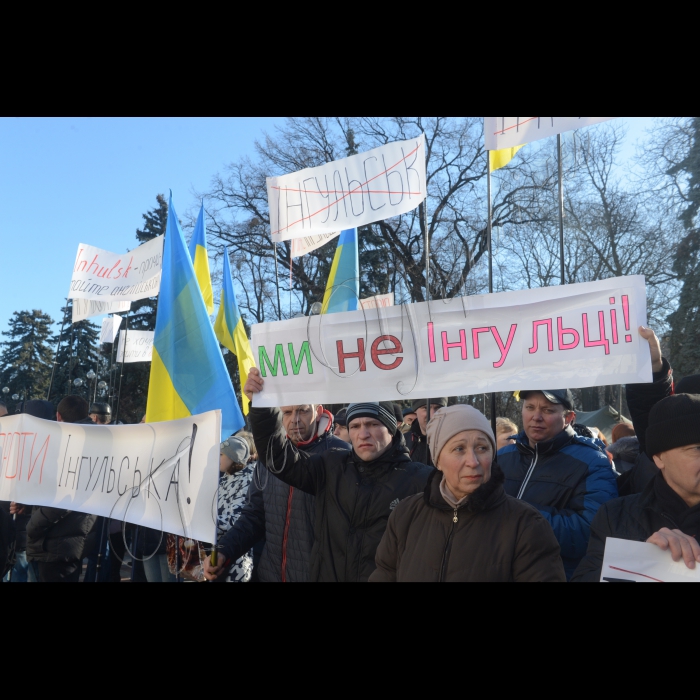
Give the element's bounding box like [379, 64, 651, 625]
[116, 330, 154, 363]
[360, 293, 394, 310]
[68, 235, 164, 302]
[268, 135, 427, 243]
[601, 538, 700, 583]
[0, 411, 221, 543]
[72, 299, 131, 323]
[484, 117, 617, 151]
[99, 315, 123, 344]
[251, 276, 651, 407]
[291, 231, 341, 258]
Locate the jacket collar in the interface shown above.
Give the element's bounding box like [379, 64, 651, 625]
[424, 462, 506, 513]
[514, 425, 576, 457]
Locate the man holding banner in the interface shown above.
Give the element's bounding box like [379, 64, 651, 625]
[240, 368, 431, 582]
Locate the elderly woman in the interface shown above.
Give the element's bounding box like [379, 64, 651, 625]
[369, 405, 566, 582]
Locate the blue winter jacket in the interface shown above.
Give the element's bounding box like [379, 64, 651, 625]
[498, 425, 618, 579]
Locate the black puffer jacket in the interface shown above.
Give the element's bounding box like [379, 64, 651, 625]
[572, 470, 700, 582]
[369, 466, 566, 582]
[26, 507, 98, 563]
[218, 428, 348, 582]
[250, 407, 432, 582]
[406, 419, 432, 466]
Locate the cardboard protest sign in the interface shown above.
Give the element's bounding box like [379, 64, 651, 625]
[291, 231, 341, 258]
[99, 315, 122, 344]
[484, 117, 617, 151]
[601, 538, 700, 582]
[116, 330, 154, 363]
[251, 276, 651, 407]
[68, 235, 163, 302]
[0, 411, 221, 543]
[72, 299, 131, 323]
[360, 293, 394, 310]
[268, 135, 427, 243]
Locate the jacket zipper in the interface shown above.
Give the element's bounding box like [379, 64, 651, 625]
[439, 509, 459, 582]
[517, 443, 539, 500]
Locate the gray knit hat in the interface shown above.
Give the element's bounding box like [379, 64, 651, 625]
[411, 397, 448, 413]
[220, 435, 250, 464]
[426, 404, 496, 465]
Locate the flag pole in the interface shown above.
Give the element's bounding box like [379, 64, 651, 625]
[46, 302, 69, 402]
[421, 187, 433, 440]
[486, 151, 497, 437]
[273, 243, 283, 320]
[114, 309, 130, 424]
[107, 318, 117, 409]
[557, 133, 565, 286]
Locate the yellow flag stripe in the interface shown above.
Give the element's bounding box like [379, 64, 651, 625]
[489, 145, 524, 172]
[145, 346, 191, 423]
[192, 244, 214, 315]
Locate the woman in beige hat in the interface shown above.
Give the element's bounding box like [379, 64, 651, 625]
[369, 404, 566, 582]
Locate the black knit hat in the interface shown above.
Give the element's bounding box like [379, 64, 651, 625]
[334, 407, 347, 427]
[646, 394, 700, 458]
[676, 375, 700, 395]
[346, 402, 397, 435]
[410, 397, 448, 413]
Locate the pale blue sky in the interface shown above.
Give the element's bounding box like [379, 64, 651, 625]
[0, 116, 655, 341]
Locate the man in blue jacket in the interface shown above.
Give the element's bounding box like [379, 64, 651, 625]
[498, 389, 618, 579]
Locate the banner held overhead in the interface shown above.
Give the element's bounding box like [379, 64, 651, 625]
[268, 135, 427, 242]
[72, 299, 131, 323]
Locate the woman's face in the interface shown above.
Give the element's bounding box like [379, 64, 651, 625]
[219, 454, 234, 473]
[437, 430, 493, 500]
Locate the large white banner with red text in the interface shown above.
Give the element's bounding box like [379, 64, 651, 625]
[0, 411, 220, 543]
[251, 276, 651, 407]
[267, 135, 427, 243]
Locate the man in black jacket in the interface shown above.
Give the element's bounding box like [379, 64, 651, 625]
[406, 397, 447, 466]
[572, 393, 700, 581]
[222, 368, 432, 582]
[25, 395, 97, 582]
[204, 403, 348, 582]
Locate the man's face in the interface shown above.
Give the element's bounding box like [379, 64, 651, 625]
[348, 417, 393, 461]
[281, 404, 321, 445]
[522, 393, 573, 447]
[415, 404, 442, 434]
[90, 413, 111, 425]
[334, 423, 349, 443]
[653, 444, 700, 508]
[403, 412, 416, 427]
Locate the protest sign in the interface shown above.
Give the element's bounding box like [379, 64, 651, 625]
[68, 235, 163, 302]
[251, 276, 652, 407]
[99, 315, 122, 344]
[72, 299, 131, 323]
[0, 411, 221, 543]
[601, 538, 700, 582]
[268, 135, 427, 243]
[360, 293, 394, 310]
[116, 330, 154, 363]
[484, 117, 617, 151]
[291, 231, 340, 258]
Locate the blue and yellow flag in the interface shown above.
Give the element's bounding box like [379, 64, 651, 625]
[188, 204, 214, 315]
[146, 194, 244, 438]
[214, 248, 257, 415]
[321, 228, 359, 314]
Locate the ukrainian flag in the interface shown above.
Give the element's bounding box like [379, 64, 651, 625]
[489, 145, 524, 172]
[321, 228, 359, 314]
[214, 248, 257, 415]
[188, 204, 214, 315]
[146, 194, 244, 438]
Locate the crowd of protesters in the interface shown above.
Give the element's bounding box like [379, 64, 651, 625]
[2, 324, 699, 582]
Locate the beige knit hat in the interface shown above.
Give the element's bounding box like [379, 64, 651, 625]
[426, 404, 496, 466]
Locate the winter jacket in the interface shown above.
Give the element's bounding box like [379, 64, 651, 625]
[216, 465, 254, 583]
[218, 417, 349, 582]
[572, 470, 700, 582]
[26, 507, 98, 563]
[617, 357, 674, 497]
[498, 425, 618, 579]
[406, 419, 432, 466]
[0, 501, 30, 551]
[250, 407, 432, 582]
[607, 437, 640, 474]
[369, 466, 566, 582]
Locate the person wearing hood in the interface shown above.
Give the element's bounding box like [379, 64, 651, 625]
[214, 367, 432, 582]
[406, 397, 448, 466]
[204, 400, 349, 582]
[498, 389, 618, 579]
[573, 394, 700, 581]
[369, 405, 566, 582]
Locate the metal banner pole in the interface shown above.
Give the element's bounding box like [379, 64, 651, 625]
[487, 153, 497, 437]
[273, 243, 283, 320]
[558, 133, 565, 286]
[46, 304, 69, 401]
[114, 310, 130, 424]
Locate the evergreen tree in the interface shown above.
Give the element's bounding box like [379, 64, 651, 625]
[110, 194, 168, 423]
[667, 117, 700, 377]
[50, 299, 101, 403]
[0, 310, 55, 401]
